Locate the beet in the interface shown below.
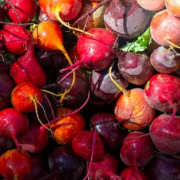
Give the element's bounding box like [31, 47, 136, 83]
[72, 130, 105, 161]
[118, 52, 154, 85]
[91, 112, 125, 153]
[90, 65, 128, 102]
[0, 137, 13, 155]
[144, 74, 180, 113]
[104, 0, 152, 39]
[48, 146, 84, 180]
[145, 154, 180, 180]
[120, 132, 154, 167]
[150, 114, 180, 155]
[166, 0, 180, 18]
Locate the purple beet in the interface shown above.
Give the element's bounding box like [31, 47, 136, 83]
[90, 65, 128, 102]
[118, 52, 154, 85]
[48, 146, 84, 180]
[91, 112, 125, 153]
[145, 154, 180, 180]
[120, 132, 154, 167]
[57, 70, 89, 108]
[150, 114, 180, 155]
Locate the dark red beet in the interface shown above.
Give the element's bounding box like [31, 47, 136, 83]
[120, 167, 148, 180]
[72, 130, 105, 161]
[2, 24, 33, 54]
[150, 114, 180, 155]
[10, 47, 46, 87]
[27, 154, 46, 180]
[144, 74, 180, 112]
[18, 123, 49, 153]
[4, 0, 37, 23]
[118, 52, 154, 85]
[48, 146, 84, 180]
[88, 153, 119, 180]
[0, 137, 13, 155]
[0, 108, 29, 148]
[120, 132, 154, 167]
[145, 155, 180, 180]
[150, 46, 180, 74]
[57, 70, 89, 108]
[90, 65, 128, 102]
[0, 72, 15, 109]
[91, 112, 125, 153]
[104, 0, 152, 39]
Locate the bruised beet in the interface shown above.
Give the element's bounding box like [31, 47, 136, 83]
[0, 72, 15, 109]
[118, 52, 154, 85]
[10, 47, 46, 87]
[150, 114, 180, 155]
[150, 46, 180, 74]
[18, 123, 49, 153]
[120, 132, 154, 167]
[91, 112, 125, 153]
[57, 70, 89, 108]
[145, 155, 180, 180]
[88, 153, 119, 180]
[90, 65, 128, 102]
[120, 167, 148, 180]
[48, 146, 84, 180]
[72, 130, 105, 161]
[104, 0, 152, 39]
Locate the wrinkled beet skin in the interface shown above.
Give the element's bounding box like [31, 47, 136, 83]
[145, 155, 180, 180]
[91, 112, 125, 153]
[77, 28, 116, 71]
[120, 132, 154, 167]
[104, 0, 151, 39]
[150, 114, 180, 155]
[118, 52, 154, 85]
[90, 66, 128, 102]
[88, 153, 119, 180]
[150, 46, 180, 74]
[72, 130, 105, 161]
[0, 72, 15, 110]
[120, 167, 148, 180]
[48, 146, 84, 180]
[57, 70, 89, 108]
[144, 74, 180, 112]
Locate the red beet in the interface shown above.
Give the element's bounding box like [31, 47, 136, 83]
[72, 130, 105, 161]
[120, 167, 148, 180]
[91, 112, 125, 153]
[0, 149, 32, 180]
[150, 114, 180, 155]
[145, 155, 180, 180]
[144, 74, 180, 113]
[10, 47, 46, 87]
[18, 123, 49, 153]
[0, 108, 29, 148]
[88, 153, 119, 180]
[120, 132, 154, 167]
[2, 24, 33, 54]
[4, 0, 37, 23]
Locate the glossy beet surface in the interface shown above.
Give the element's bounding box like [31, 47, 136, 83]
[72, 130, 105, 161]
[91, 112, 125, 153]
[120, 132, 154, 167]
[150, 114, 180, 155]
[48, 146, 84, 180]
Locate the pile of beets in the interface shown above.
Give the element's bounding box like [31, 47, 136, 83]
[0, 0, 180, 179]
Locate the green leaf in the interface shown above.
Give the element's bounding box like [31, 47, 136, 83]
[120, 28, 151, 53]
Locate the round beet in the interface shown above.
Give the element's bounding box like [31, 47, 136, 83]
[118, 52, 154, 85]
[72, 130, 105, 161]
[150, 114, 180, 155]
[166, 0, 180, 18]
[120, 132, 154, 167]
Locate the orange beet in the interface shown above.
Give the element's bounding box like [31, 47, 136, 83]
[0, 149, 32, 180]
[11, 82, 43, 113]
[114, 88, 155, 130]
[51, 107, 85, 144]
